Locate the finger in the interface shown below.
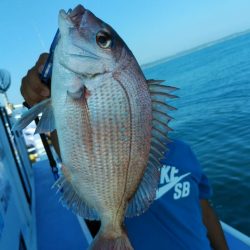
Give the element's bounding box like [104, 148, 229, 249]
[26, 92, 44, 107]
[35, 53, 49, 68]
[21, 81, 47, 106]
[21, 77, 49, 107]
[24, 67, 50, 97]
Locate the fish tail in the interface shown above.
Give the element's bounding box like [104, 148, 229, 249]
[89, 228, 133, 250]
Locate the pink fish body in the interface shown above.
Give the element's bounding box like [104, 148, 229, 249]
[13, 5, 177, 250]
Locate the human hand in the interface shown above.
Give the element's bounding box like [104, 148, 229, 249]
[20, 53, 50, 106]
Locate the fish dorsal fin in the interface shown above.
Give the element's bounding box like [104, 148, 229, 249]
[126, 80, 178, 217]
[146, 79, 165, 85]
[52, 166, 99, 220]
[147, 79, 179, 92]
[149, 80, 178, 134]
[12, 98, 55, 133]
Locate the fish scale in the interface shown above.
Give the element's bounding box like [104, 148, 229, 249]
[113, 68, 152, 192]
[55, 78, 134, 214]
[90, 79, 131, 208]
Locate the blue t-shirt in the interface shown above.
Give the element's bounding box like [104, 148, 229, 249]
[125, 139, 212, 250]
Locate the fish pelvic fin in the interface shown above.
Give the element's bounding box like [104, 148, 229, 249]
[89, 227, 133, 250]
[52, 165, 99, 220]
[11, 98, 55, 133]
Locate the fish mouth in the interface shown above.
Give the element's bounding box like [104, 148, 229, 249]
[59, 5, 100, 60]
[68, 53, 99, 60]
[59, 5, 86, 28]
[69, 5, 86, 27]
[68, 41, 100, 60]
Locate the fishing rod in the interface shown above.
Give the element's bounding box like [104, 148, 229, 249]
[23, 29, 60, 180]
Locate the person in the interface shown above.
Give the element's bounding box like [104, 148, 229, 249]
[20, 53, 229, 250]
[125, 139, 228, 250]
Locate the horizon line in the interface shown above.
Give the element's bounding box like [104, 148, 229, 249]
[141, 28, 250, 69]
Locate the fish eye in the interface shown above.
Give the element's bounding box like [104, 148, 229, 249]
[96, 31, 113, 49]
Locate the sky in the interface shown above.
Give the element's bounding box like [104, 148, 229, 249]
[1, 0, 250, 104]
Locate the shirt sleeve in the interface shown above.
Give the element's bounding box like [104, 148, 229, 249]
[162, 140, 213, 199]
[199, 173, 212, 199]
[185, 142, 213, 199]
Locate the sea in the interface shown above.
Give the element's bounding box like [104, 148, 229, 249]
[142, 31, 250, 236]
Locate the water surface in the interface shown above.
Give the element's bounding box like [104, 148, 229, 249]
[143, 31, 250, 236]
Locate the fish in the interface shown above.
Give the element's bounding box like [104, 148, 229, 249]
[13, 4, 177, 250]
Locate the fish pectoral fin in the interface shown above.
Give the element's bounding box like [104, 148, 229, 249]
[35, 101, 55, 134]
[67, 86, 91, 100]
[12, 98, 54, 133]
[67, 88, 84, 99]
[52, 165, 99, 220]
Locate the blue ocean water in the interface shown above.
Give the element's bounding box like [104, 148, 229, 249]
[143, 31, 250, 236]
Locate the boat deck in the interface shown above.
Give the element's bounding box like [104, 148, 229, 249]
[222, 223, 250, 250]
[34, 160, 250, 250]
[34, 160, 89, 250]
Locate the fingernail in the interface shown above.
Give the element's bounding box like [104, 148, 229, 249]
[41, 89, 50, 97]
